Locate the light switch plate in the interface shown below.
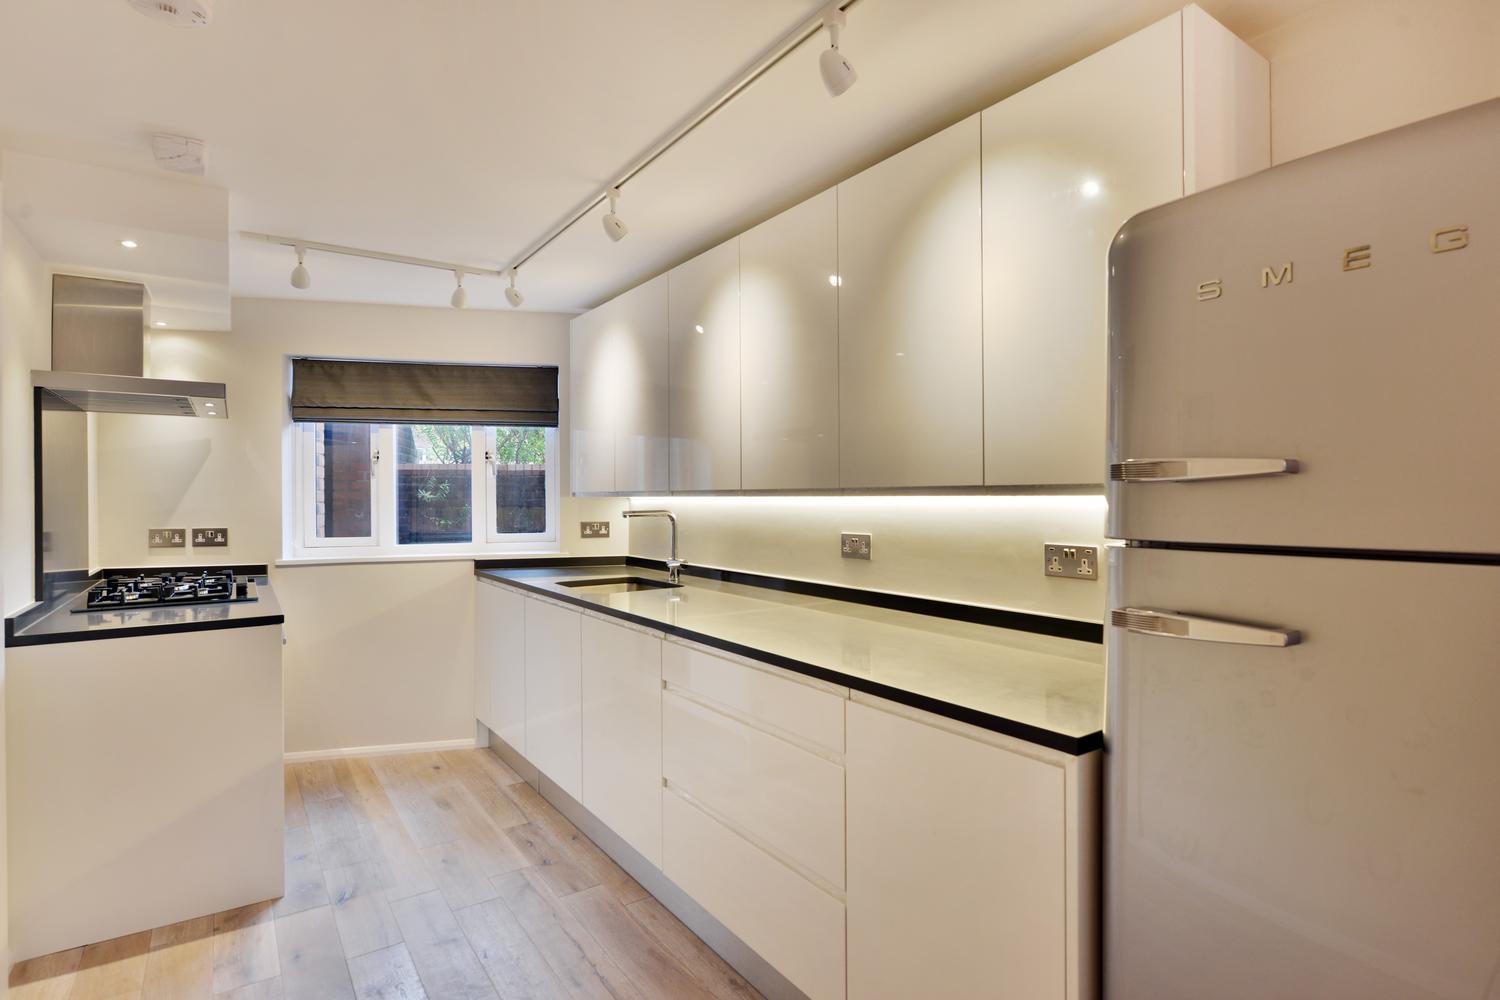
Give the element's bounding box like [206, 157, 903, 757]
[580, 520, 611, 539]
[841, 532, 872, 560]
[193, 527, 229, 547]
[148, 528, 187, 549]
[1045, 544, 1099, 580]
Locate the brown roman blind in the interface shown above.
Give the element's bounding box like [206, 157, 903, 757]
[290, 358, 558, 427]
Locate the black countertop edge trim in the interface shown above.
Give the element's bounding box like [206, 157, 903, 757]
[4, 613, 286, 648]
[621, 556, 1104, 644]
[1128, 540, 1500, 566]
[477, 571, 1101, 756]
[473, 556, 625, 570]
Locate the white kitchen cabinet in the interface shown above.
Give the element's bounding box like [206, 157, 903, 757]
[663, 789, 846, 1000]
[568, 274, 669, 494]
[846, 698, 1099, 1000]
[476, 578, 527, 752]
[580, 614, 663, 867]
[837, 114, 983, 488]
[523, 596, 583, 800]
[668, 237, 741, 491]
[982, 7, 1268, 485]
[739, 188, 839, 489]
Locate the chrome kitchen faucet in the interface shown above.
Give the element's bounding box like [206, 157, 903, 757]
[622, 509, 684, 584]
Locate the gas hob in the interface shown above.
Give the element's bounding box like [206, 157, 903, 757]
[72, 570, 257, 613]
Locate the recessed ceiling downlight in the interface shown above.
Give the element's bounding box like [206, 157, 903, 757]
[127, 0, 213, 28]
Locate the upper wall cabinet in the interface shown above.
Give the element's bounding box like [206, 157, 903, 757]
[669, 238, 742, 492]
[740, 189, 840, 490]
[569, 274, 669, 494]
[838, 116, 984, 488]
[982, 8, 1269, 486]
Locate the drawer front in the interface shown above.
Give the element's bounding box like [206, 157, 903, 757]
[663, 788, 845, 1000]
[663, 691, 845, 891]
[661, 640, 845, 754]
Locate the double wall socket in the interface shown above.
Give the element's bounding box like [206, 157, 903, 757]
[841, 532, 872, 560]
[148, 528, 186, 549]
[1045, 544, 1098, 580]
[579, 521, 611, 539]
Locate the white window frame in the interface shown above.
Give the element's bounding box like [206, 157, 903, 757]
[293, 422, 559, 559]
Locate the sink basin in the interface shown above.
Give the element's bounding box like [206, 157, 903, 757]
[556, 576, 682, 595]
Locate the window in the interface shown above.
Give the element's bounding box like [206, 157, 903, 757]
[296, 422, 558, 557]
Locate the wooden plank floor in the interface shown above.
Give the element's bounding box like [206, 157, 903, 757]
[9, 748, 765, 1000]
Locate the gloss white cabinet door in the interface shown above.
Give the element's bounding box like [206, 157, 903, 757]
[740, 189, 839, 489]
[568, 274, 669, 494]
[837, 115, 983, 488]
[476, 579, 527, 753]
[847, 699, 1098, 1000]
[523, 597, 583, 800]
[580, 615, 663, 867]
[669, 237, 741, 491]
[982, 8, 1268, 486]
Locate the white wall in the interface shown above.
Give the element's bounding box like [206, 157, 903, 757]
[1, 197, 50, 977]
[94, 297, 626, 754]
[1253, 0, 1500, 164]
[628, 495, 1109, 623]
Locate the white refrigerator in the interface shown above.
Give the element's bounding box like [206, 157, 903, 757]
[1105, 97, 1500, 999]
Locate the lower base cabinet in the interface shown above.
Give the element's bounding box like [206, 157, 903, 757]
[580, 615, 664, 867]
[523, 597, 583, 800]
[662, 788, 847, 1000]
[846, 700, 1099, 1000]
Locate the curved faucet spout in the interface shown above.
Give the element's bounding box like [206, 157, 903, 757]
[622, 509, 683, 583]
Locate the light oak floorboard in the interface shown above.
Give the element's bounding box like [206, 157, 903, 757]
[324, 861, 404, 960]
[9, 947, 83, 1000]
[274, 906, 355, 1000]
[625, 898, 763, 1000]
[211, 902, 280, 995]
[273, 826, 329, 919]
[283, 770, 307, 830]
[292, 761, 342, 803]
[70, 930, 152, 1000]
[453, 899, 570, 1000]
[143, 916, 214, 1000]
[564, 886, 714, 1000]
[389, 891, 497, 1000]
[490, 870, 645, 1000]
[346, 944, 428, 1000]
[303, 795, 375, 871]
[212, 977, 283, 999]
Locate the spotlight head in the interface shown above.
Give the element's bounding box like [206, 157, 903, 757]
[602, 187, 629, 242]
[450, 269, 468, 309]
[819, 46, 857, 97]
[819, 4, 856, 97]
[505, 267, 524, 308]
[602, 213, 629, 242]
[290, 245, 311, 289]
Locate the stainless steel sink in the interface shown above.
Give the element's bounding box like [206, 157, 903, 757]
[556, 576, 682, 595]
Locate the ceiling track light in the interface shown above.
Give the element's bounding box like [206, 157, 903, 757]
[602, 187, 629, 242]
[819, 3, 858, 97]
[505, 268, 524, 309]
[451, 269, 468, 309]
[290, 244, 311, 290]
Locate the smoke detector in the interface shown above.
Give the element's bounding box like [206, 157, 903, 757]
[151, 133, 206, 174]
[127, 0, 213, 27]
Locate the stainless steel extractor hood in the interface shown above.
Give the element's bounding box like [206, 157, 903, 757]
[33, 274, 227, 418]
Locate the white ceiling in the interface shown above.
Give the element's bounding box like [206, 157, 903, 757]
[0, 0, 1322, 318]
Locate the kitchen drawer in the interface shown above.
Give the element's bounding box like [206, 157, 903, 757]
[661, 640, 845, 755]
[663, 690, 844, 891]
[663, 787, 845, 1000]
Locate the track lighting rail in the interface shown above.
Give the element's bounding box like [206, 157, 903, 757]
[239, 231, 508, 279]
[503, 0, 859, 274]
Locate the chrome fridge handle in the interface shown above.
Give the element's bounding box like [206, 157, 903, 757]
[1108, 458, 1298, 483]
[1111, 608, 1301, 647]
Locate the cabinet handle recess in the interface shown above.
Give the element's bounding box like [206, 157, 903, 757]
[1110, 607, 1301, 647]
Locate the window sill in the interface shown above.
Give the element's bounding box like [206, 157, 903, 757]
[276, 549, 567, 569]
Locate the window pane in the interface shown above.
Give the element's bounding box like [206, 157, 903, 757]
[397, 424, 473, 544]
[494, 427, 548, 534]
[314, 423, 373, 539]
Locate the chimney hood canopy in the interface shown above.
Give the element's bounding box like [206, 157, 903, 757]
[39, 274, 228, 418]
[33, 370, 226, 418]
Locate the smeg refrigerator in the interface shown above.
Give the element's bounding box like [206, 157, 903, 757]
[1104, 97, 1500, 999]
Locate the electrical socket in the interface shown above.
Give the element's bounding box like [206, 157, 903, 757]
[192, 527, 229, 547]
[1045, 544, 1098, 580]
[841, 532, 872, 560]
[579, 520, 611, 539]
[148, 528, 186, 549]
